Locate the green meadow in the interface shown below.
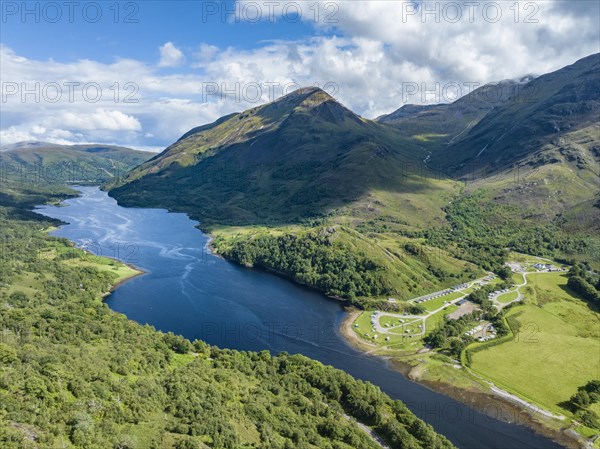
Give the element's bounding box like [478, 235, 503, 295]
[470, 273, 600, 417]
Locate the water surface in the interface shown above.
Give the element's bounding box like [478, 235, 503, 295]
[36, 186, 564, 449]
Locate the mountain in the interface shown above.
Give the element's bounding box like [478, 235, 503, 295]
[376, 76, 534, 152]
[422, 53, 600, 237]
[108, 88, 484, 305]
[108, 55, 600, 304]
[377, 54, 600, 233]
[0, 141, 153, 184]
[109, 87, 427, 224]
[429, 53, 600, 171]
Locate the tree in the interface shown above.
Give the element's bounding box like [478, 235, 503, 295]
[448, 339, 466, 358]
[571, 390, 591, 408]
[175, 439, 200, 449]
[496, 266, 513, 280]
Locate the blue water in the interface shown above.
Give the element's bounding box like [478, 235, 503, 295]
[36, 186, 565, 449]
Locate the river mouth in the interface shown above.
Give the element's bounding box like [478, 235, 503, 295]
[35, 186, 567, 449]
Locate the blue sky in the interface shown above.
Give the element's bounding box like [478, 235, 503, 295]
[1, 1, 599, 150]
[2, 1, 318, 64]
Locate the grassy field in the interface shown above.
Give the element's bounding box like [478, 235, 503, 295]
[352, 312, 425, 347]
[512, 272, 525, 285]
[379, 315, 418, 328]
[388, 322, 421, 336]
[63, 255, 142, 284]
[352, 305, 462, 348]
[420, 291, 465, 312]
[497, 291, 519, 303]
[9, 246, 142, 299]
[6, 271, 45, 297]
[470, 272, 600, 416]
[425, 305, 459, 334]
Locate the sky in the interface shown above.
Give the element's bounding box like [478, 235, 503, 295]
[1, 0, 599, 151]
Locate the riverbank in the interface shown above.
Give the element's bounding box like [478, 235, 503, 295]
[339, 309, 586, 449]
[101, 260, 145, 297]
[40, 194, 146, 298]
[44, 218, 145, 296]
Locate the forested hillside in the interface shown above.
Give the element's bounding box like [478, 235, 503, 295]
[1, 142, 152, 184]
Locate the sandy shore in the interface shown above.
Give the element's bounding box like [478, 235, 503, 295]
[340, 309, 379, 352]
[339, 308, 585, 449]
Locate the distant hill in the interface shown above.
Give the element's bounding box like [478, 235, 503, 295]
[109, 87, 427, 224]
[428, 53, 600, 171]
[376, 76, 534, 153]
[0, 141, 153, 184]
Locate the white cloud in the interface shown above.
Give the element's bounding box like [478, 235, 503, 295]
[229, 0, 600, 115]
[193, 43, 219, 66]
[158, 42, 185, 67]
[1, 1, 599, 150]
[47, 109, 141, 131]
[0, 126, 77, 146]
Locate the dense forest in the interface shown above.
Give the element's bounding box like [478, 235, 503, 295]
[214, 229, 393, 305]
[0, 184, 454, 449]
[566, 263, 600, 306]
[428, 193, 600, 271]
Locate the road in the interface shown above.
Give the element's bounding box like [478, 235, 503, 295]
[342, 413, 391, 449]
[366, 267, 566, 343]
[370, 275, 494, 337]
[490, 269, 565, 310]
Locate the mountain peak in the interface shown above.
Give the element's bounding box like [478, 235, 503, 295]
[289, 86, 323, 96]
[274, 86, 336, 108]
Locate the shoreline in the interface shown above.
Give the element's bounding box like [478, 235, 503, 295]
[101, 260, 146, 298]
[339, 309, 585, 449]
[40, 193, 147, 299]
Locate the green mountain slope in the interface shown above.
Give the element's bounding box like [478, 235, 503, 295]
[444, 121, 600, 268]
[1, 141, 153, 184]
[421, 55, 600, 267]
[376, 77, 532, 152]
[375, 54, 600, 269]
[109, 87, 428, 224]
[429, 53, 600, 170]
[108, 88, 480, 306]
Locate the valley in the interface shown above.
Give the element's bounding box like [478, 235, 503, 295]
[1, 52, 598, 449]
[3, 1, 600, 447]
[103, 53, 600, 447]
